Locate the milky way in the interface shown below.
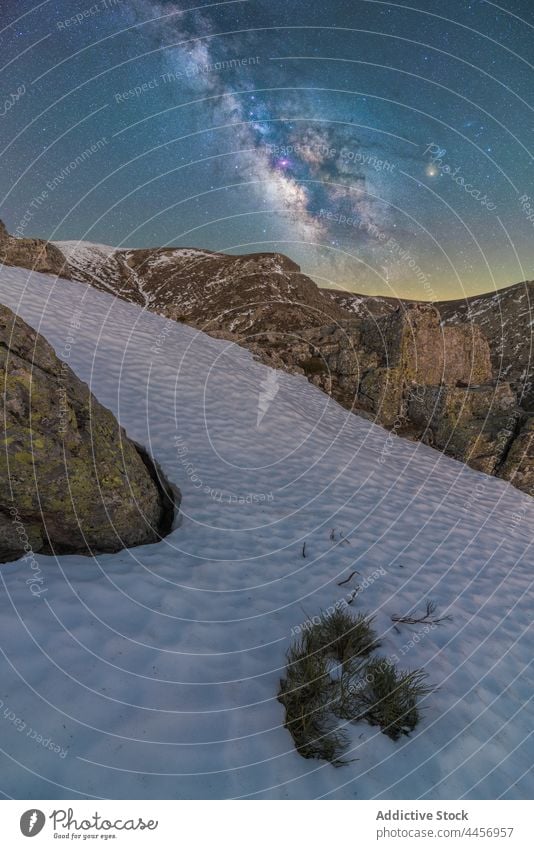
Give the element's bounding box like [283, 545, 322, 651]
[1, 0, 533, 298]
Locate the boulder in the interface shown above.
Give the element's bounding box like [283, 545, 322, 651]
[407, 382, 519, 474]
[0, 303, 177, 563]
[499, 416, 534, 495]
[0, 219, 69, 277]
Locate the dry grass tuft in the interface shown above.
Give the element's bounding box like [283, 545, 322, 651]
[278, 610, 432, 762]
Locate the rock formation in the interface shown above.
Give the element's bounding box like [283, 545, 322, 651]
[244, 305, 532, 492]
[0, 303, 177, 563]
[0, 220, 69, 277]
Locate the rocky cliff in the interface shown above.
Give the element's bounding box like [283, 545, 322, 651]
[328, 280, 534, 410]
[0, 220, 69, 277]
[242, 304, 532, 494]
[0, 303, 177, 563]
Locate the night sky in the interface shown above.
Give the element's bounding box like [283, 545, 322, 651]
[1, 0, 533, 299]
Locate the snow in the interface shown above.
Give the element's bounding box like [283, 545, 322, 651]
[52, 241, 122, 298]
[150, 248, 216, 263]
[53, 241, 217, 269]
[53, 241, 117, 263]
[0, 266, 533, 800]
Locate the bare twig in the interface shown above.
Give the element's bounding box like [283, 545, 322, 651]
[302, 542, 307, 558]
[338, 570, 360, 587]
[392, 599, 453, 627]
[336, 531, 352, 547]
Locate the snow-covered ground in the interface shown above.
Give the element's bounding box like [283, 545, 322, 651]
[52, 240, 118, 263]
[0, 266, 533, 800]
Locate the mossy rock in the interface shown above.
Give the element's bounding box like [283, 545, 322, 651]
[0, 303, 178, 563]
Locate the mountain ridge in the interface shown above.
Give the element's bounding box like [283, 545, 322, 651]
[1, 222, 532, 496]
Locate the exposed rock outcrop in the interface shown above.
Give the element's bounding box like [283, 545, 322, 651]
[0, 303, 177, 563]
[329, 280, 534, 411]
[246, 304, 493, 414]
[407, 382, 519, 475]
[0, 220, 69, 277]
[241, 306, 531, 491]
[499, 415, 534, 494]
[357, 305, 492, 424]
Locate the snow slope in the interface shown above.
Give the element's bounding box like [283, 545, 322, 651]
[0, 266, 533, 800]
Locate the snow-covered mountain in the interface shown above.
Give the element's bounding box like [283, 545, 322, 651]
[53, 239, 347, 334]
[0, 266, 532, 800]
[53, 237, 534, 406]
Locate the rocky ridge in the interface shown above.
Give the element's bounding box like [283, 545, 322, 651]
[1, 221, 532, 496]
